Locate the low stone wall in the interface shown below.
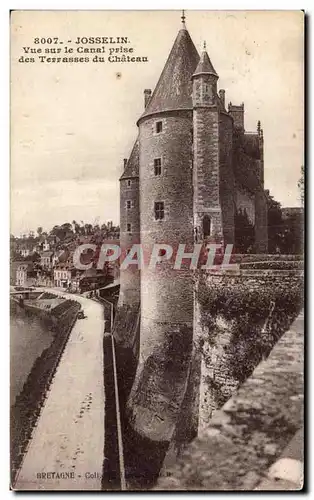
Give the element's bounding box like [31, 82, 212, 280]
[155, 313, 303, 490]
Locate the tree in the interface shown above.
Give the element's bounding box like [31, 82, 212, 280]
[24, 251, 41, 263]
[298, 165, 304, 206]
[37, 226, 43, 237]
[266, 193, 284, 253]
[281, 211, 304, 254]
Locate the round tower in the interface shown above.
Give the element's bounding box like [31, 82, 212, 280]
[118, 139, 140, 308]
[127, 22, 199, 442]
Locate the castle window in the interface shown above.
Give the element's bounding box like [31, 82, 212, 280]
[154, 158, 162, 176]
[126, 200, 132, 209]
[127, 223, 132, 232]
[156, 121, 163, 134]
[154, 201, 165, 220]
[127, 179, 132, 187]
[203, 215, 211, 238]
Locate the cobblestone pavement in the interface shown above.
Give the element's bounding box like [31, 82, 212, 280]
[15, 293, 105, 491]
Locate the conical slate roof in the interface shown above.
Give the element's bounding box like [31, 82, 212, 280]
[120, 137, 139, 180]
[139, 27, 199, 120]
[193, 48, 218, 77]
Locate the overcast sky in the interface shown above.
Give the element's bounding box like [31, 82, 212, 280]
[11, 10, 304, 236]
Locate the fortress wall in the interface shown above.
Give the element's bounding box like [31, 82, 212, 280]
[119, 176, 140, 307]
[219, 112, 235, 244]
[235, 184, 256, 224]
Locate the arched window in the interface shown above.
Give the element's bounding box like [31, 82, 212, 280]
[203, 215, 211, 238]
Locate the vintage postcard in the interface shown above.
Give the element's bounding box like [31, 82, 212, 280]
[10, 10, 304, 491]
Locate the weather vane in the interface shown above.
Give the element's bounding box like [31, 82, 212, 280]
[203, 41, 207, 51]
[181, 9, 186, 27]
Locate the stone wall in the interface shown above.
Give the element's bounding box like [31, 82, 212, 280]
[119, 176, 140, 306]
[155, 312, 303, 490]
[219, 112, 235, 243]
[235, 183, 255, 224]
[195, 270, 303, 430]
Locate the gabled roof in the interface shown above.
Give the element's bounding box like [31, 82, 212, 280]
[139, 28, 199, 120]
[193, 48, 218, 77]
[120, 137, 139, 180]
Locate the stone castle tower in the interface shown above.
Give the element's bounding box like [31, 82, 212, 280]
[115, 15, 268, 442]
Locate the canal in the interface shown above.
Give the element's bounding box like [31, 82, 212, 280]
[10, 309, 54, 406]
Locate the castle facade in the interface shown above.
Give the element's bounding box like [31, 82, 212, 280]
[116, 17, 268, 441]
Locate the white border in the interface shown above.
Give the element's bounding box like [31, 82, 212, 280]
[2, 2, 310, 498]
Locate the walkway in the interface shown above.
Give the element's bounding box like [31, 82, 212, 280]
[15, 293, 105, 491]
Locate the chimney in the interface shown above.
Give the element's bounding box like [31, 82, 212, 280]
[144, 89, 152, 109]
[228, 102, 245, 130]
[219, 89, 225, 108]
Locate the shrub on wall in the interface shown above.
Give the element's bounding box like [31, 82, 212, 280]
[196, 273, 303, 379]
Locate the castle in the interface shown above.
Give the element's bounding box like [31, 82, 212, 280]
[115, 15, 268, 443]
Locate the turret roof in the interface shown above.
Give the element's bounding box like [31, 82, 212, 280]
[139, 27, 199, 120]
[193, 47, 218, 77]
[120, 137, 139, 179]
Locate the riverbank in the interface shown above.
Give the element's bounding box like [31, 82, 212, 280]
[14, 295, 105, 491]
[11, 300, 81, 486]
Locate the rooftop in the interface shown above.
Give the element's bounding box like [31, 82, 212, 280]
[139, 26, 199, 121]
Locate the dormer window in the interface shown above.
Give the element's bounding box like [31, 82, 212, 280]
[156, 121, 163, 134]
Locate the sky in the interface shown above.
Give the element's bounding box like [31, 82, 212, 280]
[10, 10, 304, 236]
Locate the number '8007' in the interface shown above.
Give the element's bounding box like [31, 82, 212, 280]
[34, 38, 60, 44]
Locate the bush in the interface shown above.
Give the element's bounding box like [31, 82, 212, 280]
[196, 273, 303, 354]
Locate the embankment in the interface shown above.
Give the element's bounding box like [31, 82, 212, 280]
[10, 299, 81, 485]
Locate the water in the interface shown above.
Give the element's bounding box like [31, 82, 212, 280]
[10, 310, 54, 406]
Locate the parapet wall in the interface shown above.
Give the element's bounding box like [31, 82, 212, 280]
[156, 311, 303, 490]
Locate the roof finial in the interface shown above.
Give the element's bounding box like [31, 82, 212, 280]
[203, 40, 206, 51]
[181, 9, 186, 29]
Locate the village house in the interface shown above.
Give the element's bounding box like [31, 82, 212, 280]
[35, 270, 54, 288]
[40, 250, 54, 270]
[20, 246, 33, 258]
[53, 264, 73, 289]
[16, 263, 37, 287]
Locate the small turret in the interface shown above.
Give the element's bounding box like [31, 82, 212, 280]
[192, 42, 218, 108]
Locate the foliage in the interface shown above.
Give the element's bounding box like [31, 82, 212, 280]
[265, 192, 285, 253]
[196, 272, 303, 388]
[298, 165, 304, 206]
[197, 273, 303, 347]
[239, 260, 303, 270]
